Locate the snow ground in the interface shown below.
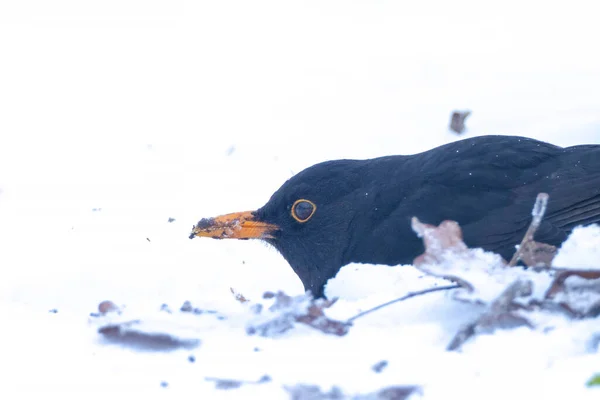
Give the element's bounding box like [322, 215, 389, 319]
[1, 1, 599, 398]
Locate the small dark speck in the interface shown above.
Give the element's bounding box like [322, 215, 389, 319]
[160, 381, 169, 388]
[372, 360, 388, 373]
[253, 347, 261, 352]
[49, 309, 58, 314]
[242, 260, 246, 264]
[188, 355, 196, 363]
[217, 316, 226, 320]
[160, 304, 172, 314]
[180, 301, 193, 312]
[211, 379, 242, 390]
[168, 217, 176, 223]
[146, 238, 151, 242]
[92, 208, 102, 212]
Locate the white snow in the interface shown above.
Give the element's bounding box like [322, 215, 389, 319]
[553, 225, 600, 269]
[1, 1, 600, 399]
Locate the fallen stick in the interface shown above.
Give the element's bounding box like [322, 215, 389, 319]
[346, 284, 460, 323]
[508, 193, 555, 267]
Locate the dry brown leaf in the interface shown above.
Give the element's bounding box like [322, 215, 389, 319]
[449, 110, 471, 134]
[447, 279, 534, 351]
[545, 269, 600, 299]
[246, 291, 349, 337]
[543, 269, 600, 317]
[98, 320, 201, 351]
[411, 217, 475, 290]
[98, 300, 120, 314]
[412, 218, 469, 266]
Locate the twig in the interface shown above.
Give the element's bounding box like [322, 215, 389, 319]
[508, 192, 549, 267]
[346, 284, 461, 323]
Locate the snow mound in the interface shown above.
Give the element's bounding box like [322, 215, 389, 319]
[553, 224, 600, 269]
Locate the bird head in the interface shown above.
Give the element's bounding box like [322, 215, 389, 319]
[189, 159, 365, 298]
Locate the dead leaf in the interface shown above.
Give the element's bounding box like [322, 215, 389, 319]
[246, 291, 349, 337]
[410, 215, 554, 306]
[98, 320, 201, 351]
[412, 218, 469, 265]
[544, 269, 600, 317]
[285, 384, 421, 400]
[411, 217, 476, 289]
[545, 269, 600, 298]
[447, 279, 533, 351]
[449, 110, 471, 134]
[205, 375, 271, 390]
[286, 384, 344, 400]
[98, 300, 120, 315]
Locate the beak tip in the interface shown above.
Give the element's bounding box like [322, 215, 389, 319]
[189, 225, 197, 239]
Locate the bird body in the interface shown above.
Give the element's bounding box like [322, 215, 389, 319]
[191, 135, 600, 298]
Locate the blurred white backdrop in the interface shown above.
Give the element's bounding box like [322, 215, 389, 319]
[0, 0, 599, 309]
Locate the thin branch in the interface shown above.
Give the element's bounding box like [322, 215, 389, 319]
[346, 284, 461, 323]
[508, 192, 549, 267]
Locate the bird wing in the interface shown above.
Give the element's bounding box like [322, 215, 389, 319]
[385, 139, 600, 260]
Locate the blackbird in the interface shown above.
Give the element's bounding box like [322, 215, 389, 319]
[190, 135, 600, 298]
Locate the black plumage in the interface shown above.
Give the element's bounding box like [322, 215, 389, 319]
[191, 135, 600, 298]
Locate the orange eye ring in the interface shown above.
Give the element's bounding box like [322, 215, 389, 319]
[291, 199, 317, 223]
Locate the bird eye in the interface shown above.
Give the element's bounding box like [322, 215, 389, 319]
[291, 199, 316, 223]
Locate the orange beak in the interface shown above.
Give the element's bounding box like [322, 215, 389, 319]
[189, 211, 278, 240]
